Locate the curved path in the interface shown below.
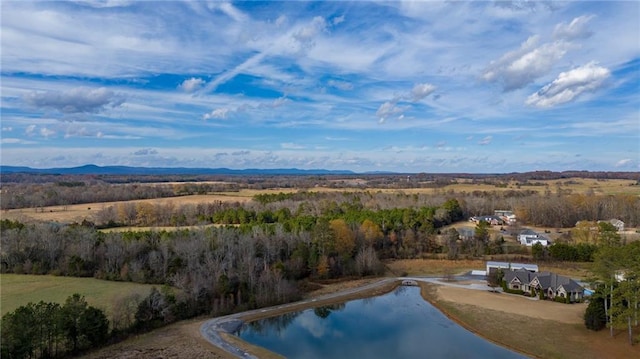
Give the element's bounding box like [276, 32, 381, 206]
[200, 276, 489, 358]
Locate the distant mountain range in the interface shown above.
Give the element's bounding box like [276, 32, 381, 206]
[0, 164, 361, 176]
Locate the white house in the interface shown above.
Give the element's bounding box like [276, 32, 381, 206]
[518, 229, 550, 246]
[609, 219, 625, 232]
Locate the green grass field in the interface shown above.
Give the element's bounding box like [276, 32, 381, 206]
[0, 274, 156, 317]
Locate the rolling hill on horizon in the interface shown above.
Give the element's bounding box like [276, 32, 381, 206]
[0, 164, 361, 176]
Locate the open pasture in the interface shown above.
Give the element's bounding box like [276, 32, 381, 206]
[0, 273, 156, 317]
[2, 193, 254, 224]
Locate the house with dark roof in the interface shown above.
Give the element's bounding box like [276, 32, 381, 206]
[502, 269, 534, 293]
[503, 269, 584, 302]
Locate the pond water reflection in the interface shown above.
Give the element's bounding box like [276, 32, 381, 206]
[236, 286, 528, 359]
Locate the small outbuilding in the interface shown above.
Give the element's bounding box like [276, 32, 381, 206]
[486, 261, 538, 274]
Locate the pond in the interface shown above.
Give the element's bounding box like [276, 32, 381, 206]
[235, 286, 528, 358]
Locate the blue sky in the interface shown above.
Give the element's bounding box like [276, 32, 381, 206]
[1, 0, 639, 173]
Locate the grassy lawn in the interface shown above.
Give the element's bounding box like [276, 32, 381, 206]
[0, 274, 157, 317]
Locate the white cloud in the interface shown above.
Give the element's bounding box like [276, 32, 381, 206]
[615, 158, 632, 167]
[203, 108, 232, 120]
[294, 16, 327, 44]
[40, 127, 56, 138]
[281, 143, 305, 149]
[24, 87, 125, 114]
[2, 126, 13, 132]
[409, 83, 436, 101]
[179, 78, 205, 93]
[1, 138, 38, 145]
[269, 96, 289, 108]
[275, 15, 287, 27]
[526, 62, 610, 108]
[216, 2, 248, 23]
[25, 124, 36, 135]
[64, 126, 101, 139]
[482, 36, 569, 91]
[478, 136, 493, 145]
[133, 148, 159, 156]
[202, 52, 268, 93]
[289, 15, 329, 55]
[327, 80, 353, 91]
[376, 101, 404, 123]
[553, 15, 594, 41]
[72, 0, 132, 8]
[332, 15, 345, 25]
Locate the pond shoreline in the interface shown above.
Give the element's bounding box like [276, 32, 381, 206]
[201, 277, 534, 359]
[417, 282, 535, 359]
[201, 278, 400, 358]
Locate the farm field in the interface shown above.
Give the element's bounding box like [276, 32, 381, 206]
[0, 273, 156, 317]
[1, 193, 254, 224]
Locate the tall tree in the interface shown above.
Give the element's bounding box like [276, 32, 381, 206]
[359, 219, 383, 248]
[474, 220, 490, 256]
[330, 219, 355, 261]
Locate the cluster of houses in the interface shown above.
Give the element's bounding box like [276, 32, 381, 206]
[467, 207, 626, 248]
[457, 226, 551, 246]
[486, 261, 584, 303]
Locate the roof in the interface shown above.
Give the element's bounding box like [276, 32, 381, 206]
[486, 261, 539, 272]
[504, 269, 534, 284]
[519, 229, 538, 236]
[533, 272, 584, 292]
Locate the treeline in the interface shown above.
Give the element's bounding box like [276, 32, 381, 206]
[533, 242, 599, 262]
[2, 294, 109, 359]
[82, 190, 639, 229]
[1, 183, 176, 210]
[1, 286, 213, 359]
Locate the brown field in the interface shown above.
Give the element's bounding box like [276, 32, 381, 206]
[1, 194, 254, 224]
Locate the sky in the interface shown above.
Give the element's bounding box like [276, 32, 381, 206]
[1, 0, 639, 173]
